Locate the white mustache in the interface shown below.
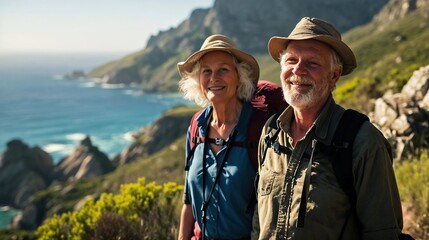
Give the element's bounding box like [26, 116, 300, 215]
[285, 76, 314, 86]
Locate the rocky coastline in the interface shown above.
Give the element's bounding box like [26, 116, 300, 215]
[0, 105, 196, 230]
[0, 66, 428, 231]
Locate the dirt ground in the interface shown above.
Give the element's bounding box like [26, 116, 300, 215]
[402, 201, 428, 240]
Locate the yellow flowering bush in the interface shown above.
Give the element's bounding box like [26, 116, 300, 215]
[36, 178, 183, 240]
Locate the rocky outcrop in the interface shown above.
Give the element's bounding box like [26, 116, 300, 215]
[370, 65, 429, 161]
[1, 136, 116, 230]
[9, 204, 38, 230]
[0, 139, 54, 208]
[113, 107, 195, 165]
[63, 70, 86, 80]
[53, 136, 115, 182]
[373, 0, 429, 28]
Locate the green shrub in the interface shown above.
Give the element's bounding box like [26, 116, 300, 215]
[395, 151, 429, 236]
[334, 77, 374, 111]
[381, 64, 420, 93]
[36, 178, 183, 240]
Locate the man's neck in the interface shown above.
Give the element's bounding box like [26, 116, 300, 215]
[289, 104, 323, 146]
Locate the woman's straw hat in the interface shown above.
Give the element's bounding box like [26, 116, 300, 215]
[177, 34, 260, 84]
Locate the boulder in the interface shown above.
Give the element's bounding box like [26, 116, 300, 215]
[370, 65, 429, 161]
[0, 139, 53, 208]
[53, 136, 115, 182]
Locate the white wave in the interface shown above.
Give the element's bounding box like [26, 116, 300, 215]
[43, 144, 69, 153]
[0, 206, 11, 212]
[123, 89, 144, 96]
[123, 131, 136, 141]
[66, 133, 87, 142]
[89, 133, 134, 158]
[91, 77, 104, 83]
[79, 82, 96, 88]
[123, 89, 135, 95]
[101, 83, 125, 89]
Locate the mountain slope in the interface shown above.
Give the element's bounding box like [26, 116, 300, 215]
[333, 0, 429, 110]
[89, 0, 388, 92]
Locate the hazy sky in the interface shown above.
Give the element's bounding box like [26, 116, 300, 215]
[0, 0, 214, 54]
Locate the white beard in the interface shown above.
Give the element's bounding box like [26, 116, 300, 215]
[282, 75, 331, 110]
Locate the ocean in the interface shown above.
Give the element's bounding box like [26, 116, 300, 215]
[0, 52, 193, 229]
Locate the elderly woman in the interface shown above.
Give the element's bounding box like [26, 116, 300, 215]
[177, 34, 260, 240]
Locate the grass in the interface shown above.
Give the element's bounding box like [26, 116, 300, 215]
[395, 150, 429, 239]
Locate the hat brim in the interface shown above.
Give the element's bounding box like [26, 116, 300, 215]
[177, 48, 260, 85]
[268, 36, 356, 75]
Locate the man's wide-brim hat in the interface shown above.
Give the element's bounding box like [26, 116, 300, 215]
[268, 17, 357, 75]
[177, 34, 260, 85]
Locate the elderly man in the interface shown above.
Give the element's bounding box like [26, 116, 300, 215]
[254, 17, 406, 239]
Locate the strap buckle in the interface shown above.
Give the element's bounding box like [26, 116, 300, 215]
[215, 138, 224, 146]
[273, 141, 281, 154]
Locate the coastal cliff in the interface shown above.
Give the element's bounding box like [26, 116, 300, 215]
[1, 0, 429, 236]
[89, 0, 388, 92]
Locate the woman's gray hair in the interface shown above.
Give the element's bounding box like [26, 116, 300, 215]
[178, 55, 256, 107]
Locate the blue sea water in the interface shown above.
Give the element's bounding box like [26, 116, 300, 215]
[0, 52, 193, 228]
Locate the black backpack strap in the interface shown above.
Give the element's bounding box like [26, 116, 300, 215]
[331, 109, 369, 203]
[261, 112, 283, 164]
[399, 233, 415, 240]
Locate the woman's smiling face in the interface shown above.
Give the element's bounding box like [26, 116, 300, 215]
[199, 51, 239, 105]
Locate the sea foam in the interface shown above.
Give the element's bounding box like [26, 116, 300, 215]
[42, 143, 72, 153]
[66, 133, 87, 142]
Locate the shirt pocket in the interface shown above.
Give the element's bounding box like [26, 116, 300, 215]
[258, 167, 278, 196]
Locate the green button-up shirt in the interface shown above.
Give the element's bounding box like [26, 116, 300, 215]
[254, 96, 403, 240]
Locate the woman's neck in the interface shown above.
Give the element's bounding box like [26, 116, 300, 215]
[208, 100, 242, 154]
[211, 100, 243, 128]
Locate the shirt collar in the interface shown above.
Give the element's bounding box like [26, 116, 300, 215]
[276, 95, 339, 145]
[197, 102, 252, 135]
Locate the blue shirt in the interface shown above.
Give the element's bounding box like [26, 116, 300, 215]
[184, 102, 256, 239]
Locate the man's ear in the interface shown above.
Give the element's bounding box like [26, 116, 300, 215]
[330, 67, 342, 87]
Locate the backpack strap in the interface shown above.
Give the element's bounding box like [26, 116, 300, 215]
[297, 108, 368, 228]
[186, 107, 273, 171]
[330, 110, 415, 240]
[330, 109, 369, 203]
[260, 109, 369, 191]
[185, 109, 204, 171]
[186, 80, 288, 172]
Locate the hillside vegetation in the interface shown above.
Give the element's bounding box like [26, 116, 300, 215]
[3, 1, 429, 239]
[36, 178, 183, 239]
[335, 8, 429, 111]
